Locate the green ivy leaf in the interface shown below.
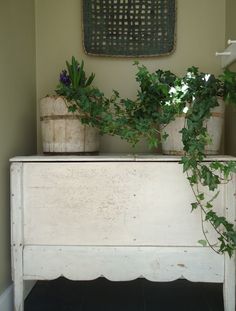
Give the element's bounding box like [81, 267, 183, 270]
[191, 202, 198, 212]
[162, 132, 169, 141]
[206, 202, 213, 209]
[197, 193, 205, 201]
[198, 240, 207, 247]
[188, 174, 198, 185]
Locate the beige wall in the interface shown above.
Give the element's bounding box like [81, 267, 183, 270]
[225, 0, 236, 156]
[36, 0, 226, 153]
[0, 0, 36, 294]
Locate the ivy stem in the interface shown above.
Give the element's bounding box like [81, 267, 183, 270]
[187, 170, 229, 254]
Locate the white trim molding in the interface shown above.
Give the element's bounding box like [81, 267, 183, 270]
[0, 285, 13, 311]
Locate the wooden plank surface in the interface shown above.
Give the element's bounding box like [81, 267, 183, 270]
[23, 246, 224, 283]
[10, 157, 236, 310]
[23, 162, 225, 246]
[11, 163, 24, 311]
[10, 154, 236, 162]
[223, 173, 236, 311]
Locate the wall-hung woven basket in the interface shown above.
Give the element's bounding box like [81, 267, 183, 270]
[82, 0, 176, 57]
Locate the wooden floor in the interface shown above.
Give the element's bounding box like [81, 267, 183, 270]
[25, 278, 224, 311]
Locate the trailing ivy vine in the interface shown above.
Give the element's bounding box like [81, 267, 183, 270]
[56, 57, 236, 257]
[135, 64, 236, 257]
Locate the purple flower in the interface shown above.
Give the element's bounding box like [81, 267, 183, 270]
[60, 70, 71, 86]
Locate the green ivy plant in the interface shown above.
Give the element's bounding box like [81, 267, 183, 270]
[178, 67, 236, 256]
[134, 64, 236, 256]
[55, 56, 105, 128]
[55, 57, 236, 257]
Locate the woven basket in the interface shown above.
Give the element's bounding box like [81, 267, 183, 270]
[83, 0, 176, 57]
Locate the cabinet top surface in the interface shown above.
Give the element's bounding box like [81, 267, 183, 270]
[9, 154, 236, 162]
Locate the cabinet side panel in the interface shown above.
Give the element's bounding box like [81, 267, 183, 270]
[10, 162, 24, 311]
[223, 173, 236, 311]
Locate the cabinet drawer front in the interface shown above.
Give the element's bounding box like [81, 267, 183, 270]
[23, 162, 224, 246]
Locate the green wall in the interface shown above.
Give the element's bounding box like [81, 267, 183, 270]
[0, 0, 36, 294]
[225, 0, 236, 156]
[35, 0, 226, 153]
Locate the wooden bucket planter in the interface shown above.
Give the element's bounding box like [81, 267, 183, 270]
[161, 98, 225, 155]
[40, 96, 100, 154]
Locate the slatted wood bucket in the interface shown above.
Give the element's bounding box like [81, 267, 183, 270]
[161, 98, 225, 155]
[40, 96, 100, 154]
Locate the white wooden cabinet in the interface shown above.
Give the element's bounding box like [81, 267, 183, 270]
[10, 155, 236, 311]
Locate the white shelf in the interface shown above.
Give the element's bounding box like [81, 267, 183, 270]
[216, 39, 236, 68]
[9, 154, 236, 162]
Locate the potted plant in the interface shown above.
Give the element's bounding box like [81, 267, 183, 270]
[158, 66, 229, 155]
[40, 56, 102, 154]
[40, 57, 236, 256]
[127, 63, 236, 256]
[79, 61, 236, 256]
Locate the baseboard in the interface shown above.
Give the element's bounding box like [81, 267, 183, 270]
[0, 280, 37, 311]
[0, 285, 13, 311]
[24, 280, 37, 299]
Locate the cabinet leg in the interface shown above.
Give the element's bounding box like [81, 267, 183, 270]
[223, 282, 235, 311]
[14, 278, 24, 311]
[11, 162, 24, 310]
[223, 254, 235, 311]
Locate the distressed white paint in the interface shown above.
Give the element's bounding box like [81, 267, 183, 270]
[23, 246, 224, 283]
[10, 163, 24, 311]
[9, 154, 236, 162]
[23, 162, 224, 246]
[10, 156, 236, 310]
[223, 173, 236, 311]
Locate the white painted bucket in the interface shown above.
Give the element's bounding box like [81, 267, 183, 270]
[161, 98, 225, 155]
[40, 96, 100, 154]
